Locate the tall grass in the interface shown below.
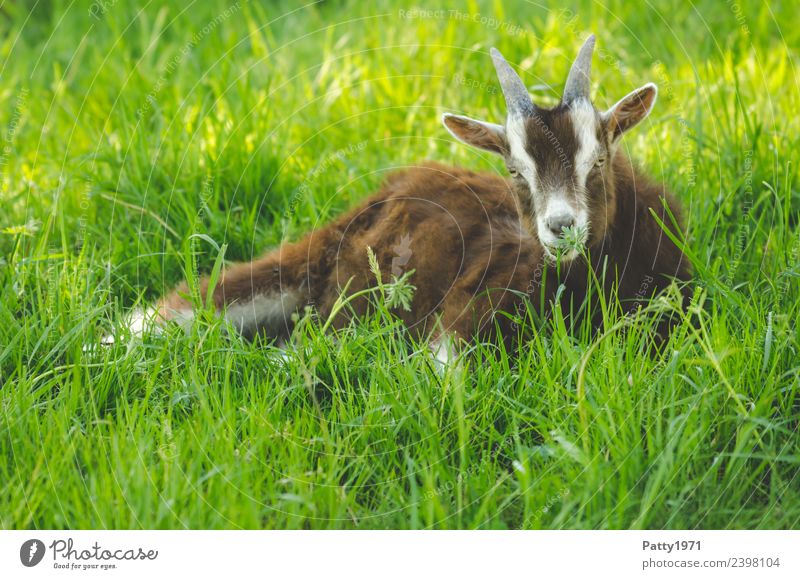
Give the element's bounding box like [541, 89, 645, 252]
[0, 0, 798, 528]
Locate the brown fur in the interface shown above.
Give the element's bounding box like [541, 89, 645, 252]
[548, 152, 691, 324]
[157, 155, 690, 346]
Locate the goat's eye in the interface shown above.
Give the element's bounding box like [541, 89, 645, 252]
[508, 167, 519, 177]
[595, 156, 607, 168]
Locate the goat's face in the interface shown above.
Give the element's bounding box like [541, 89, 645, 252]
[443, 35, 657, 262]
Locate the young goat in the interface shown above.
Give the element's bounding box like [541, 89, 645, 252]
[128, 35, 690, 360]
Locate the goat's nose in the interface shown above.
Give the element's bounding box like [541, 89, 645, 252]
[546, 213, 575, 237]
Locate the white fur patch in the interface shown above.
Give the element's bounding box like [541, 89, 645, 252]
[506, 113, 538, 191]
[98, 306, 163, 346]
[165, 307, 195, 331]
[538, 197, 571, 245]
[224, 291, 302, 336]
[430, 334, 455, 369]
[538, 200, 589, 262]
[570, 100, 601, 189]
[126, 307, 152, 336]
[97, 290, 301, 347]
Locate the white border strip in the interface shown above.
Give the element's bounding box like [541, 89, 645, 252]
[1, 530, 798, 578]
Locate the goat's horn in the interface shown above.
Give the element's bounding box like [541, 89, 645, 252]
[490, 48, 534, 117]
[562, 34, 596, 103]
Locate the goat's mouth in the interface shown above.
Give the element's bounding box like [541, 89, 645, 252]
[539, 224, 589, 263]
[542, 244, 582, 263]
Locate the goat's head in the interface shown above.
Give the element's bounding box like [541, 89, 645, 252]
[443, 35, 657, 261]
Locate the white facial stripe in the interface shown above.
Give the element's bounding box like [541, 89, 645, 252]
[506, 110, 600, 260]
[570, 100, 601, 189]
[506, 113, 537, 189]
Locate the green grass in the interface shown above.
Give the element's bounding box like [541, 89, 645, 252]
[1, 0, 799, 529]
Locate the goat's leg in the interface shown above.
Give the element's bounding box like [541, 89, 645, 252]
[433, 283, 531, 367]
[110, 232, 334, 343]
[156, 258, 305, 341]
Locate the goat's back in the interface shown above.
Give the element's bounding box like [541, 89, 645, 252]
[318, 162, 540, 337]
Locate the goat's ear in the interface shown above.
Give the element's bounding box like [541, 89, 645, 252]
[442, 113, 508, 155]
[603, 83, 657, 141]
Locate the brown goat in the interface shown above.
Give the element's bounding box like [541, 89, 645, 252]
[122, 35, 690, 361]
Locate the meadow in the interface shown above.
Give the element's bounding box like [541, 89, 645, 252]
[1, 0, 799, 529]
